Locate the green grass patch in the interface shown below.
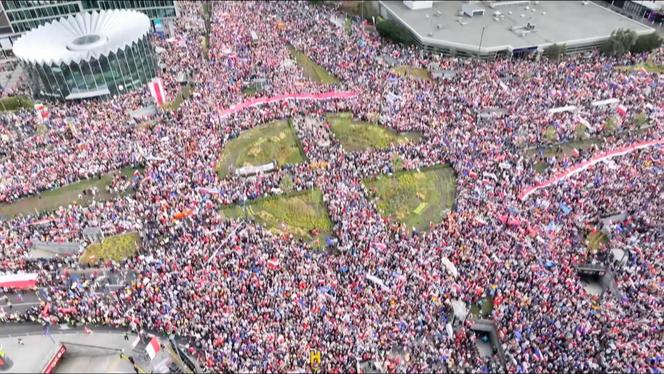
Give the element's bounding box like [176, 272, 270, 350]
[327, 112, 421, 152]
[615, 62, 664, 74]
[392, 65, 431, 80]
[526, 138, 601, 159]
[242, 84, 259, 97]
[0, 167, 140, 218]
[288, 46, 339, 84]
[80, 232, 140, 265]
[574, 123, 588, 140]
[470, 296, 495, 319]
[364, 166, 457, 231]
[220, 189, 332, 248]
[587, 230, 609, 252]
[534, 161, 549, 174]
[543, 126, 557, 143]
[217, 120, 305, 179]
[0, 96, 33, 112]
[163, 84, 193, 111]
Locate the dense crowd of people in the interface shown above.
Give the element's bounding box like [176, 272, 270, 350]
[0, 1, 662, 372]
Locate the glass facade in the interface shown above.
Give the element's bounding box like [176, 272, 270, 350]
[96, 0, 176, 20]
[2, 1, 82, 33]
[1, 0, 176, 34]
[25, 34, 156, 100]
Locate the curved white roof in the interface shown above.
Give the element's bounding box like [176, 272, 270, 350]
[13, 10, 151, 66]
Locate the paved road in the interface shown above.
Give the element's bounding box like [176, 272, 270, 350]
[0, 269, 135, 315]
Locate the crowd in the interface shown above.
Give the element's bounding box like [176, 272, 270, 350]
[0, 1, 662, 373]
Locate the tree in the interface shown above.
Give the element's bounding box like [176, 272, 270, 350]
[630, 32, 663, 54]
[600, 29, 637, 56]
[376, 19, 414, 45]
[542, 44, 566, 60]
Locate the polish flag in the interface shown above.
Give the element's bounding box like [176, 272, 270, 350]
[145, 336, 161, 360]
[267, 258, 279, 271]
[34, 103, 49, 122]
[0, 273, 38, 289]
[148, 78, 167, 106]
[616, 105, 627, 117]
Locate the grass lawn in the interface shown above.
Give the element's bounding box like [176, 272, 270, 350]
[364, 166, 457, 231]
[587, 230, 609, 252]
[470, 296, 495, 319]
[220, 189, 333, 248]
[327, 112, 421, 152]
[615, 62, 664, 74]
[288, 46, 340, 84]
[217, 120, 305, 178]
[526, 138, 602, 159]
[79, 232, 140, 265]
[392, 65, 431, 80]
[526, 137, 602, 173]
[0, 96, 33, 112]
[242, 84, 259, 97]
[0, 167, 140, 218]
[163, 84, 193, 111]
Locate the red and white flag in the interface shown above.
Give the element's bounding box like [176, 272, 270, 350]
[0, 273, 38, 289]
[145, 337, 161, 360]
[267, 258, 279, 271]
[34, 103, 49, 122]
[616, 105, 628, 117]
[148, 78, 167, 106]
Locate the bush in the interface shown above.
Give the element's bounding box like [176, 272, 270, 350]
[630, 32, 663, 54]
[634, 112, 649, 127]
[601, 29, 637, 56]
[0, 96, 33, 111]
[376, 19, 414, 45]
[543, 44, 566, 60]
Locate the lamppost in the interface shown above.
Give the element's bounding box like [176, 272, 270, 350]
[477, 26, 486, 59]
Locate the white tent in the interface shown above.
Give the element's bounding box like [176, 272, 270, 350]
[548, 105, 577, 114]
[451, 299, 468, 321]
[591, 98, 619, 107]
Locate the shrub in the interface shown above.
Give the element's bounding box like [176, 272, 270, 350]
[376, 19, 414, 45]
[0, 96, 33, 111]
[634, 112, 649, 127]
[630, 32, 663, 54]
[543, 44, 566, 60]
[601, 29, 637, 56]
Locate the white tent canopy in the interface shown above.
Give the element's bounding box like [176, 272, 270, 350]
[548, 105, 577, 114]
[451, 299, 468, 321]
[591, 98, 620, 107]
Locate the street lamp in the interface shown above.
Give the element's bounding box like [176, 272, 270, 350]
[477, 26, 486, 59]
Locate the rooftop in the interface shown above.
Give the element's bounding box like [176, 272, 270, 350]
[13, 9, 150, 65]
[379, 1, 654, 52]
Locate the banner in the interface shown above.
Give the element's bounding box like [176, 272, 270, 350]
[149, 78, 167, 106]
[520, 138, 664, 201]
[42, 345, 66, 373]
[145, 337, 161, 360]
[0, 273, 38, 289]
[218, 90, 358, 119]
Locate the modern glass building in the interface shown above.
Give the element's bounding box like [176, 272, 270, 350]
[12, 10, 157, 100]
[0, 0, 177, 34]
